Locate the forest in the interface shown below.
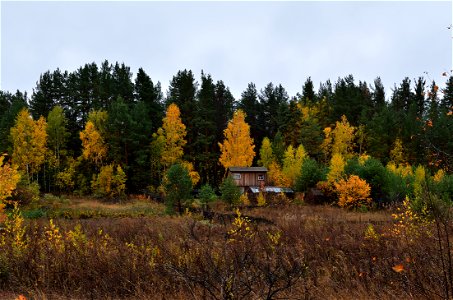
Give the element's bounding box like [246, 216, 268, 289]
[1, 60, 453, 299]
[1, 61, 453, 195]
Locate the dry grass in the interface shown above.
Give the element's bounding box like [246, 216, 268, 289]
[1, 203, 451, 299]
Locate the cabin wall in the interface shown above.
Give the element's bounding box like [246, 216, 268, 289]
[228, 172, 267, 187]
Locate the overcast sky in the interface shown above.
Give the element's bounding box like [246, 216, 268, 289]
[1, 1, 452, 100]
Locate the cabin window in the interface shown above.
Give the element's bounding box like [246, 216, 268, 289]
[233, 173, 241, 180]
[258, 174, 265, 181]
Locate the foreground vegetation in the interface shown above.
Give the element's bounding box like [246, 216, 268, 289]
[0, 195, 452, 300]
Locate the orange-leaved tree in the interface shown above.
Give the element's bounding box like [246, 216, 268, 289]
[335, 175, 371, 209]
[10, 108, 47, 184]
[158, 103, 187, 169]
[219, 109, 255, 169]
[268, 161, 290, 187]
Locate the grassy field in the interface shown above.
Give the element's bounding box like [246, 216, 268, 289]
[1, 197, 451, 299]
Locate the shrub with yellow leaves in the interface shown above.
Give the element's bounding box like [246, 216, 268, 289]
[1, 202, 28, 257]
[257, 192, 266, 207]
[390, 196, 432, 241]
[228, 209, 255, 243]
[433, 169, 445, 182]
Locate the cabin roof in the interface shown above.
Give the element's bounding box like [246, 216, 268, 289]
[248, 186, 294, 194]
[228, 167, 268, 173]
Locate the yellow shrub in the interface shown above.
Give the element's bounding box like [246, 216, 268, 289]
[257, 192, 266, 207]
[433, 169, 445, 182]
[240, 194, 250, 206]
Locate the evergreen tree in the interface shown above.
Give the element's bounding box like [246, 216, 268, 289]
[272, 131, 285, 166]
[29, 71, 56, 119]
[301, 77, 316, 104]
[414, 77, 426, 117]
[107, 97, 133, 166]
[299, 116, 323, 159]
[391, 77, 413, 113]
[214, 80, 235, 143]
[134, 67, 163, 128]
[441, 76, 453, 109]
[99, 60, 114, 107]
[112, 62, 134, 104]
[166, 70, 197, 160]
[193, 72, 217, 185]
[238, 83, 263, 153]
[371, 77, 386, 110]
[128, 101, 153, 191]
[365, 106, 399, 164]
[164, 163, 193, 214]
[0, 91, 28, 153]
[427, 81, 440, 122]
[281, 97, 302, 147]
[331, 75, 368, 125]
[259, 83, 289, 138]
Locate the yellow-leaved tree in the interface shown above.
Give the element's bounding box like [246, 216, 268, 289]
[322, 115, 356, 160]
[10, 108, 47, 183]
[91, 164, 126, 199]
[282, 144, 307, 187]
[0, 156, 21, 222]
[158, 103, 187, 169]
[331, 115, 356, 158]
[219, 109, 255, 169]
[390, 138, 405, 166]
[316, 152, 346, 199]
[268, 161, 290, 187]
[258, 137, 274, 169]
[327, 152, 346, 183]
[80, 121, 108, 166]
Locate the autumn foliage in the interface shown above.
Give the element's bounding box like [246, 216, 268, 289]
[91, 164, 127, 199]
[0, 156, 21, 221]
[10, 108, 47, 182]
[219, 109, 255, 169]
[158, 103, 187, 168]
[335, 175, 372, 208]
[80, 121, 107, 166]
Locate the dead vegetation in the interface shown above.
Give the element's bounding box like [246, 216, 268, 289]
[0, 202, 451, 299]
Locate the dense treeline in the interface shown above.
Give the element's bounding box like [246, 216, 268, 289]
[1, 60, 453, 197]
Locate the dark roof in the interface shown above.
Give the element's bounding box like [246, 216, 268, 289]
[228, 167, 268, 172]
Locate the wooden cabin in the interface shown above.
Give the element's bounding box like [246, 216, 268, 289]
[227, 167, 268, 193]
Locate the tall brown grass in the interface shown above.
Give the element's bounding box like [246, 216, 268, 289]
[0, 203, 450, 299]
